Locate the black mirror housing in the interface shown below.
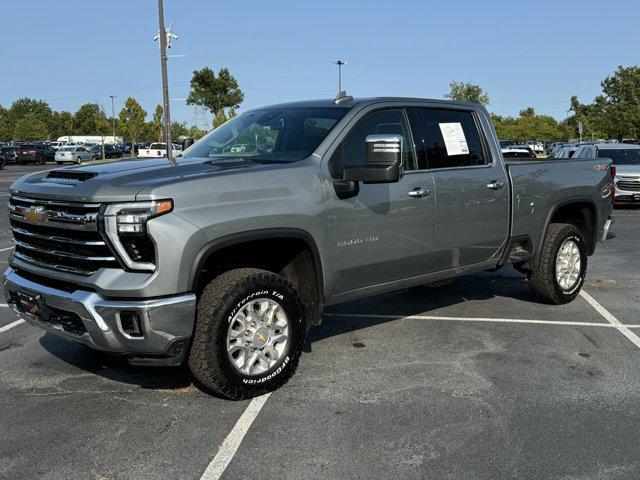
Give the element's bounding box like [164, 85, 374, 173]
[342, 134, 403, 184]
[182, 138, 195, 150]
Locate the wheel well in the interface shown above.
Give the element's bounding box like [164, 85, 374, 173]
[549, 201, 597, 254]
[194, 237, 322, 326]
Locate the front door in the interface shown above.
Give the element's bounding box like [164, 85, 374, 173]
[324, 107, 437, 295]
[412, 107, 510, 269]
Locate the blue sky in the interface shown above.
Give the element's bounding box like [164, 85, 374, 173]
[2, 0, 639, 126]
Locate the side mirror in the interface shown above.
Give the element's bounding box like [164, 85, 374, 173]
[182, 137, 195, 150]
[342, 134, 403, 184]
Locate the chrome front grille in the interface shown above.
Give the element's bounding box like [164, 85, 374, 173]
[616, 178, 640, 192]
[8, 195, 120, 275]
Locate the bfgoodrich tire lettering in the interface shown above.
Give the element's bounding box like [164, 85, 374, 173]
[528, 223, 588, 304]
[188, 268, 305, 400]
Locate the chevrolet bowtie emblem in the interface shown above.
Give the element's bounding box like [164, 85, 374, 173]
[257, 333, 266, 342]
[24, 206, 46, 225]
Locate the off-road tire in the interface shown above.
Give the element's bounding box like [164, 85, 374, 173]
[188, 268, 306, 400]
[528, 223, 587, 304]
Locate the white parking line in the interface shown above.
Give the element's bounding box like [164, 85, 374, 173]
[580, 290, 640, 349]
[0, 319, 25, 333]
[323, 312, 640, 329]
[0, 246, 14, 253]
[200, 393, 272, 480]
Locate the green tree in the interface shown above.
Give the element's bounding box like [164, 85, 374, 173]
[118, 98, 147, 157]
[74, 103, 109, 135]
[49, 110, 74, 140]
[0, 105, 9, 141]
[187, 67, 244, 121]
[151, 104, 163, 141]
[491, 108, 564, 143]
[212, 109, 229, 129]
[7, 98, 54, 139]
[569, 66, 640, 141]
[444, 81, 490, 106]
[13, 112, 49, 140]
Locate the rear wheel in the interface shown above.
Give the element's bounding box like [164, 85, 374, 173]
[188, 268, 306, 399]
[528, 223, 587, 304]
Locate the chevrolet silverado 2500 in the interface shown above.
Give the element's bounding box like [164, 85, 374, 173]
[3, 97, 615, 399]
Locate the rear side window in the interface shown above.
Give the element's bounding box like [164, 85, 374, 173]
[414, 108, 488, 169]
[330, 109, 416, 177]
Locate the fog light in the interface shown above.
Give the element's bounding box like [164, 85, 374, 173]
[120, 311, 143, 337]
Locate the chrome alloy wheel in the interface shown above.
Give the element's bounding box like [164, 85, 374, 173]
[226, 298, 290, 376]
[555, 239, 581, 290]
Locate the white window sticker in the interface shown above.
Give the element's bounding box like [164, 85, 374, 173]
[438, 122, 469, 156]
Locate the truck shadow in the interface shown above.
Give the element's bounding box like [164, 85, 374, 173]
[39, 268, 534, 394]
[307, 267, 535, 349]
[38, 336, 195, 392]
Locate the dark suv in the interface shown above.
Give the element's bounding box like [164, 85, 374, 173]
[0, 146, 18, 165]
[15, 144, 56, 165]
[104, 144, 123, 159]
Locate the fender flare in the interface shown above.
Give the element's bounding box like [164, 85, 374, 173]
[188, 227, 325, 299]
[540, 196, 599, 255]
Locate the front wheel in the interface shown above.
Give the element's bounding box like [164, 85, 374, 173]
[528, 223, 587, 304]
[188, 268, 306, 399]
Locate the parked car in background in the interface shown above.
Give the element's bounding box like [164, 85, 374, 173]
[506, 145, 537, 158]
[138, 142, 182, 158]
[555, 145, 578, 158]
[88, 145, 103, 160]
[54, 146, 93, 164]
[15, 144, 55, 165]
[104, 144, 123, 159]
[0, 146, 18, 164]
[526, 141, 544, 154]
[574, 143, 640, 204]
[49, 141, 66, 150]
[0, 151, 5, 169]
[502, 146, 537, 159]
[120, 141, 132, 154]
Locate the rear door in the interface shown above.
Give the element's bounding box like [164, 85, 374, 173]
[412, 107, 510, 269]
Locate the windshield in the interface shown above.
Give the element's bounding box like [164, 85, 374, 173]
[60, 147, 76, 152]
[183, 107, 348, 163]
[597, 148, 640, 165]
[150, 143, 166, 149]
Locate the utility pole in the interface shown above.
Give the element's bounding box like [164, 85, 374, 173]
[333, 60, 346, 93]
[109, 95, 117, 143]
[156, 0, 176, 165]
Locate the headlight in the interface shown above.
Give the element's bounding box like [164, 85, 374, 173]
[103, 200, 173, 271]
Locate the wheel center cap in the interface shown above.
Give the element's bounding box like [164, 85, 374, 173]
[253, 327, 270, 348]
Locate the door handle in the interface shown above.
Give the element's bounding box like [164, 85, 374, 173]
[408, 187, 430, 198]
[486, 181, 505, 190]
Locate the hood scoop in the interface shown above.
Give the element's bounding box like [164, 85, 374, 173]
[45, 170, 99, 184]
[205, 157, 258, 169]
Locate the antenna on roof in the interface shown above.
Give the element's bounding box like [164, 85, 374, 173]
[334, 91, 353, 105]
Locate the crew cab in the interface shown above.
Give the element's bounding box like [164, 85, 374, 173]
[3, 97, 615, 399]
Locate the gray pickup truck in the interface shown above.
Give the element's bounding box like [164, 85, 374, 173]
[3, 97, 615, 399]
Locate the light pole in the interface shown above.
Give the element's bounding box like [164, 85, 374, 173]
[333, 60, 346, 93]
[109, 95, 117, 143]
[156, 0, 175, 164]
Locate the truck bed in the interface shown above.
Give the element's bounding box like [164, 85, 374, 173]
[506, 157, 613, 257]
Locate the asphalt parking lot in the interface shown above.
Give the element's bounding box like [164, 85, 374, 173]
[0, 163, 639, 480]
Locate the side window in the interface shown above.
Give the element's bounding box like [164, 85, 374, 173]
[416, 108, 488, 169]
[331, 109, 416, 177]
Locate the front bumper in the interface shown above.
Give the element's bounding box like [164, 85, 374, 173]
[2, 267, 196, 365]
